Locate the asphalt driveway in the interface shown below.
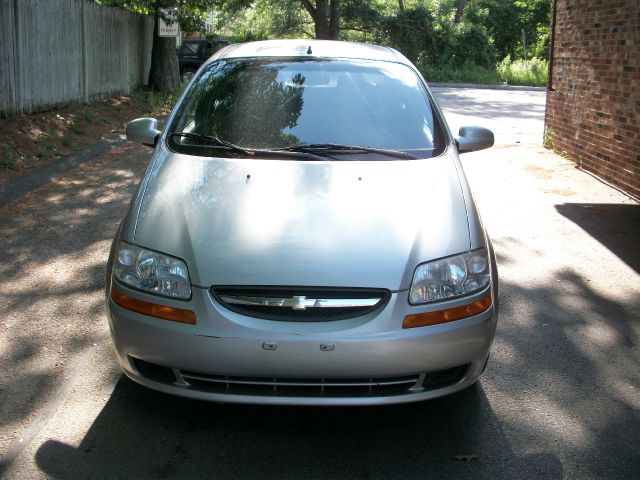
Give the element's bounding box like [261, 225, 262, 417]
[0, 87, 638, 479]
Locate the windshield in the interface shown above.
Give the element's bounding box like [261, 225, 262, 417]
[167, 58, 446, 158]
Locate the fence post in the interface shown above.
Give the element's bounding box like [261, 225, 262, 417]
[13, 0, 22, 113]
[80, 0, 89, 103]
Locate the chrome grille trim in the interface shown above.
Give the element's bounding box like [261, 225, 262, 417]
[180, 373, 418, 388]
[211, 286, 391, 321]
[178, 371, 420, 397]
[218, 294, 382, 310]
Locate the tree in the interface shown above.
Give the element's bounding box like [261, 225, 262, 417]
[462, 0, 551, 60]
[98, 0, 217, 92]
[214, 0, 346, 40]
[453, 0, 465, 22]
[299, 0, 340, 39]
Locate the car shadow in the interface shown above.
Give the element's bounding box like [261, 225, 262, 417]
[555, 203, 640, 273]
[34, 377, 562, 480]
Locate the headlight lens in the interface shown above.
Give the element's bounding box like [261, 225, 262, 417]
[112, 242, 191, 299]
[409, 249, 490, 304]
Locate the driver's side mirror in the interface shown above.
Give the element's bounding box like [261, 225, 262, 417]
[455, 126, 494, 154]
[125, 117, 161, 148]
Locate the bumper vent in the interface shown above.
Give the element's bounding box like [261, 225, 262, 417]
[130, 358, 470, 399]
[179, 371, 420, 397]
[211, 286, 390, 321]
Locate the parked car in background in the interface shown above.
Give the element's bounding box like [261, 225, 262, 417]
[177, 39, 230, 82]
[110, 39, 498, 406]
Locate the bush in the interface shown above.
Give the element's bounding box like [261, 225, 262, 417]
[497, 56, 548, 86]
[383, 6, 437, 64]
[420, 63, 500, 85]
[435, 22, 496, 69]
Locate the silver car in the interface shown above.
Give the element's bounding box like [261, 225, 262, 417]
[107, 39, 498, 406]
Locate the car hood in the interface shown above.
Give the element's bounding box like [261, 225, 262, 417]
[132, 152, 470, 290]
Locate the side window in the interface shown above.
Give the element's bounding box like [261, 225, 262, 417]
[182, 42, 199, 56]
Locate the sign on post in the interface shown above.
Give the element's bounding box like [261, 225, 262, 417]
[158, 8, 179, 37]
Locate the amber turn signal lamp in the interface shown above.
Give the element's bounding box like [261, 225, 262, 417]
[403, 290, 492, 329]
[111, 288, 196, 324]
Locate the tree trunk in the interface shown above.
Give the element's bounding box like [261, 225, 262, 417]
[328, 0, 340, 40]
[301, 0, 340, 40]
[314, 0, 331, 39]
[148, 7, 180, 93]
[454, 0, 465, 23]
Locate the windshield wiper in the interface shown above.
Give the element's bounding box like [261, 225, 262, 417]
[170, 132, 327, 161]
[277, 143, 418, 160]
[170, 132, 253, 155]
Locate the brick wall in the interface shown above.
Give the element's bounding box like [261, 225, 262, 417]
[545, 0, 639, 199]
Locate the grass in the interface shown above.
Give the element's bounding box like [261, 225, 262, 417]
[131, 82, 187, 118]
[497, 57, 548, 87]
[543, 126, 554, 149]
[422, 57, 548, 87]
[81, 106, 94, 122]
[2, 145, 17, 170]
[68, 119, 85, 135]
[422, 63, 501, 85]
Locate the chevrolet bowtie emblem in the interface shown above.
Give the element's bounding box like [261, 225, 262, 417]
[290, 295, 308, 310]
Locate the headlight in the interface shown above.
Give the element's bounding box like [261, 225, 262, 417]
[409, 249, 490, 304]
[112, 242, 191, 299]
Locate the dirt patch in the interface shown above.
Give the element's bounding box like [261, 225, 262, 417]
[523, 163, 554, 180]
[0, 91, 173, 187]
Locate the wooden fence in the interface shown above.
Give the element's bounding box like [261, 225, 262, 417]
[0, 0, 154, 116]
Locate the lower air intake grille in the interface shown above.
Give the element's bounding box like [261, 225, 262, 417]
[211, 286, 390, 321]
[178, 372, 420, 397]
[130, 358, 471, 398]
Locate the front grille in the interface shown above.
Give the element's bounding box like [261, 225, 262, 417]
[179, 371, 420, 397]
[211, 286, 390, 321]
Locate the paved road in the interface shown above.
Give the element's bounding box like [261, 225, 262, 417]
[0, 88, 638, 479]
[433, 86, 547, 145]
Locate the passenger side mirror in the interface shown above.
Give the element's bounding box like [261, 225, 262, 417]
[125, 117, 161, 148]
[455, 126, 494, 153]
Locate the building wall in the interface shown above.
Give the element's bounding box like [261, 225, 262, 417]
[545, 0, 639, 199]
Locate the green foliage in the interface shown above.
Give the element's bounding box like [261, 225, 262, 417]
[81, 106, 94, 122]
[139, 0, 553, 86]
[421, 63, 501, 84]
[211, 0, 314, 41]
[466, 0, 551, 61]
[68, 119, 85, 135]
[496, 56, 547, 86]
[36, 142, 50, 159]
[543, 126, 553, 149]
[96, 0, 218, 34]
[382, 6, 437, 64]
[2, 145, 18, 170]
[130, 82, 188, 116]
[432, 20, 496, 68]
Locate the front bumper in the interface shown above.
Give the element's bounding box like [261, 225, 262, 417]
[107, 283, 497, 406]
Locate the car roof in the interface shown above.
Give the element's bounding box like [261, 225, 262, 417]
[214, 39, 411, 66]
